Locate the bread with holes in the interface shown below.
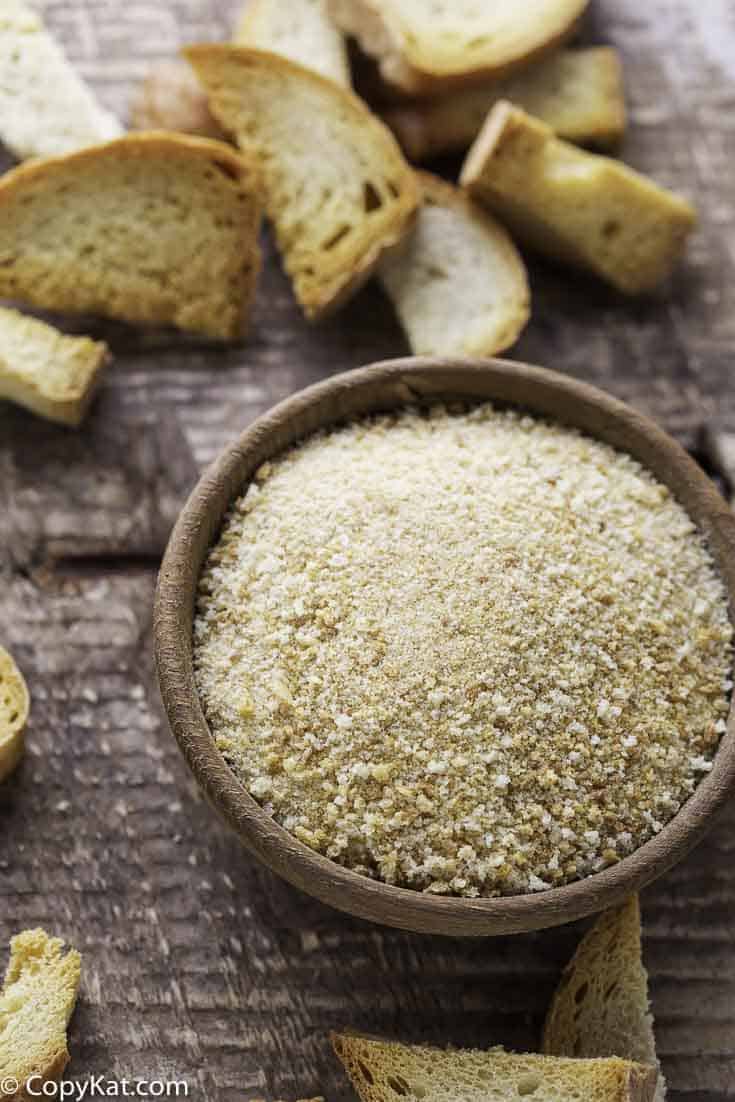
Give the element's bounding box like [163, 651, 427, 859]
[332, 1032, 658, 1102]
[384, 47, 626, 160]
[0, 0, 122, 159]
[0, 646, 29, 783]
[460, 102, 696, 294]
[0, 133, 262, 341]
[543, 896, 665, 1102]
[185, 46, 419, 320]
[0, 307, 109, 427]
[234, 0, 350, 86]
[326, 0, 589, 95]
[0, 929, 81, 1098]
[378, 172, 529, 356]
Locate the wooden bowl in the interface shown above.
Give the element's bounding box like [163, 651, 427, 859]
[154, 357, 735, 936]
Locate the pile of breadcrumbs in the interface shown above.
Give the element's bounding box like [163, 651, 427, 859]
[193, 404, 732, 897]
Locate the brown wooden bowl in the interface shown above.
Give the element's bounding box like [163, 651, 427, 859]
[154, 357, 735, 936]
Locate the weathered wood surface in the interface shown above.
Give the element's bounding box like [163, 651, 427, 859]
[1, 1, 735, 1099]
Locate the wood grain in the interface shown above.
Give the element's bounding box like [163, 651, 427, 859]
[1, 1, 735, 1099]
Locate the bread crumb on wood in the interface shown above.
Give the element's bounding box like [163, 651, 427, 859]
[194, 404, 732, 898]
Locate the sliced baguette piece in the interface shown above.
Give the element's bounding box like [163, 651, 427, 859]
[235, 0, 350, 87]
[0, 307, 109, 427]
[378, 172, 529, 356]
[0, 0, 122, 159]
[460, 102, 696, 294]
[129, 60, 226, 140]
[543, 896, 665, 1102]
[384, 47, 626, 160]
[327, 0, 589, 95]
[0, 133, 262, 341]
[185, 46, 419, 320]
[0, 646, 29, 783]
[332, 1032, 658, 1102]
[0, 929, 81, 1097]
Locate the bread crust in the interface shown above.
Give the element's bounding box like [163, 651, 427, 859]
[543, 897, 665, 1102]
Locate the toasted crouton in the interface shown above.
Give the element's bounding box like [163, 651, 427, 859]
[0, 133, 262, 340]
[186, 46, 419, 319]
[461, 101, 696, 294]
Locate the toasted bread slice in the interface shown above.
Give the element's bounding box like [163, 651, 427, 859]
[0, 307, 109, 427]
[235, 0, 350, 86]
[326, 0, 589, 95]
[378, 172, 529, 356]
[0, 0, 122, 159]
[332, 1032, 658, 1102]
[460, 102, 696, 294]
[543, 897, 665, 1102]
[385, 47, 626, 160]
[0, 646, 29, 783]
[0, 930, 81, 1097]
[186, 46, 419, 320]
[129, 60, 226, 140]
[0, 133, 262, 341]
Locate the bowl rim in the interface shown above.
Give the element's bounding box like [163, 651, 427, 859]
[154, 356, 735, 936]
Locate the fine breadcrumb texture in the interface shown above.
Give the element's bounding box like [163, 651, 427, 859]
[193, 405, 733, 898]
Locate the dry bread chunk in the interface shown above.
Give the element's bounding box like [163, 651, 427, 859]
[385, 47, 626, 161]
[132, 1, 350, 140]
[0, 307, 109, 427]
[0, 929, 81, 1098]
[0, 0, 122, 159]
[327, 0, 589, 95]
[378, 172, 529, 356]
[0, 646, 29, 784]
[460, 102, 696, 294]
[129, 60, 226, 140]
[543, 896, 666, 1102]
[186, 46, 419, 320]
[0, 133, 262, 341]
[332, 1033, 658, 1102]
[235, 0, 350, 86]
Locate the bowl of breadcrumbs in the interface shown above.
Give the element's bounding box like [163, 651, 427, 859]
[155, 357, 735, 936]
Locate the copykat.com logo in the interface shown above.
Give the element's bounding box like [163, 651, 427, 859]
[0, 1078, 190, 1100]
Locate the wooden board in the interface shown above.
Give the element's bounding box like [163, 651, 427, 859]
[1, 1, 734, 1098]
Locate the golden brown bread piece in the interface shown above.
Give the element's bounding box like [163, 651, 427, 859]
[460, 101, 696, 294]
[129, 60, 225, 140]
[384, 48, 626, 160]
[0, 133, 262, 340]
[0, 646, 29, 783]
[378, 171, 530, 356]
[326, 0, 590, 95]
[543, 897, 666, 1102]
[186, 46, 419, 320]
[0, 0, 122, 159]
[0, 307, 109, 427]
[0, 930, 81, 1099]
[332, 1031, 659, 1102]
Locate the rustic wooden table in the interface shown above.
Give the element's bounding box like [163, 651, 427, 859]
[2, 2, 735, 1099]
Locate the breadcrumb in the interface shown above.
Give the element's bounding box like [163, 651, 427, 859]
[193, 404, 732, 897]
